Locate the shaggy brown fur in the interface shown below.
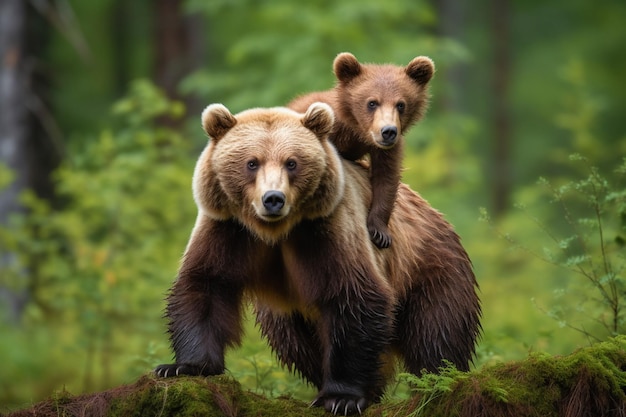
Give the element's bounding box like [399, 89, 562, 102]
[155, 103, 480, 415]
[289, 53, 435, 249]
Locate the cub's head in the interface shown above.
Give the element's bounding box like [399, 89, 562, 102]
[333, 52, 435, 149]
[194, 102, 344, 244]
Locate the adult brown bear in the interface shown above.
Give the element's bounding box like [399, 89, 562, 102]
[155, 103, 480, 415]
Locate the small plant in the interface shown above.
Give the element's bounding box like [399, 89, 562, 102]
[482, 155, 626, 343]
[534, 155, 626, 340]
[399, 362, 468, 416]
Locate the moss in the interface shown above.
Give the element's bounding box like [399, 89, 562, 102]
[6, 337, 626, 417]
[5, 374, 326, 417]
[398, 336, 626, 417]
[106, 375, 326, 417]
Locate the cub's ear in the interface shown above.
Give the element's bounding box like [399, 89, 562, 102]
[406, 56, 435, 86]
[201, 104, 237, 141]
[302, 102, 335, 139]
[333, 52, 362, 83]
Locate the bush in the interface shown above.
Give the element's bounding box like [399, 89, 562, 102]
[0, 80, 196, 407]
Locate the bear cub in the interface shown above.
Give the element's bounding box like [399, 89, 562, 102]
[289, 52, 435, 248]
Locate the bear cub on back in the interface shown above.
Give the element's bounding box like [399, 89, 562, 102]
[289, 52, 435, 248]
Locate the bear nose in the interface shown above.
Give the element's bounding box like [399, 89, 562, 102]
[381, 125, 398, 145]
[262, 191, 286, 214]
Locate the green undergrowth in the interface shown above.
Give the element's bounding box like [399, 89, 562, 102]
[383, 336, 626, 417]
[6, 337, 626, 417]
[4, 375, 327, 417]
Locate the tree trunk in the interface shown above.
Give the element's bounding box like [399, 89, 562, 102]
[433, 0, 467, 112]
[490, 0, 512, 216]
[153, 0, 204, 119]
[0, 0, 59, 323]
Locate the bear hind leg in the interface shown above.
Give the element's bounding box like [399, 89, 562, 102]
[395, 283, 480, 374]
[255, 307, 324, 388]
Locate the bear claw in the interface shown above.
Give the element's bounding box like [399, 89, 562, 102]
[154, 363, 209, 378]
[311, 395, 368, 415]
[369, 228, 391, 249]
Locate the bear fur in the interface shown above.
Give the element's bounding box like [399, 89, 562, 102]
[289, 53, 435, 249]
[155, 103, 480, 415]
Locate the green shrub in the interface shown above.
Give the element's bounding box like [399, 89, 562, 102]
[480, 155, 626, 346]
[0, 80, 196, 406]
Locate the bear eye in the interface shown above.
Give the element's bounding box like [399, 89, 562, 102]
[367, 100, 378, 110]
[285, 159, 297, 171]
[247, 159, 259, 171]
[396, 102, 406, 113]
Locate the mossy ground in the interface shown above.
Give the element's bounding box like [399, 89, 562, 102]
[5, 337, 626, 417]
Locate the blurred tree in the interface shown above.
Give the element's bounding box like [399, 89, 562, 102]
[0, 0, 61, 323]
[153, 0, 205, 120]
[154, 0, 199, 97]
[433, 0, 467, 112]
[490, 0, 511, 216]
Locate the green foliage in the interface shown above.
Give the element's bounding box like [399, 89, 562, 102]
[398, 364, 468, 416]
[0, 80, 196, 406]
[532, 156, 626, 341]
[183, 0, 469, 111]
[480, 155, 626, 347]
[0, 162, 14, 190]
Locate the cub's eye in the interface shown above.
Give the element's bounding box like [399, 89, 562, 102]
[285, 159, 297, 171]
[367, 100, 378, 110]
[396, 102, 406, 112]
[247, 159, 259, 170]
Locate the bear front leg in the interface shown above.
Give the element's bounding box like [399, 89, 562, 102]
[312, 290, 393, 415]
[367, 147, 402, 249]
[155, 274, 244, 378]
[155, 219, 246, 378]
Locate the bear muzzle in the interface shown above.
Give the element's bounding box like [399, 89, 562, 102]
[371, 105, 401, 149]
[256, 190, 290, 220]
[380, 125, 398, 147]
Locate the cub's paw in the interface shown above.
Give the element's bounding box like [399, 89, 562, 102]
[311, 394, 369, 415]
[368, 225, 392, 249]
[154, 363, 210, 378]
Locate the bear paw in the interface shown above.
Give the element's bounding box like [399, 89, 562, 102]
[368, 226, 392, 249]
[311, 393, 369, 415]
[154, 363, 214, 378]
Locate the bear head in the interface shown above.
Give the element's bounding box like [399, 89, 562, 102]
[333, 52, 435, 149]
[193, 102, 345, 245]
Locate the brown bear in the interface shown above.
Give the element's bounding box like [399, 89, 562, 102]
[155, 103, 480, 415]
[289, 52, 435, 249]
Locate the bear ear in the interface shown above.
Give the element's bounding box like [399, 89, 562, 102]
[333, 52, 362, 83]
[201, 104, 237, 141]
[301, 102, 335, 139]
[406, 56, 435, 86]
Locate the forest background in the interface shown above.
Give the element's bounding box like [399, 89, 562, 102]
[0, 0, 625, 411]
